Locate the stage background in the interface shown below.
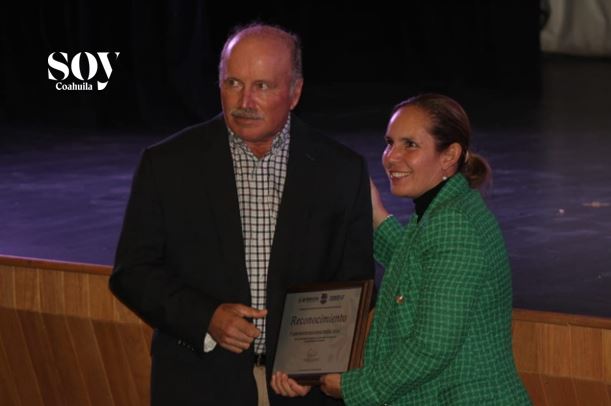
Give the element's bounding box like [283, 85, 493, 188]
[0, 1, 541, 130]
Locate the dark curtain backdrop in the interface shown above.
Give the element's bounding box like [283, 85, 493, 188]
[0, 0, 540, 131]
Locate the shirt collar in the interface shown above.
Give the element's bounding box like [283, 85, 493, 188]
[228, 115, 291, 157]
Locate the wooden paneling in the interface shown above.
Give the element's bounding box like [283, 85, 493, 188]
[88, 273, 114, 321]
[94, 321, 142, 406]
[512, 309, 611, 406]
[64, 271, 90, 318]
[14, 266, 40, 311]
[66, 317, 115, 406]
[513, 309, 611, 329]
[0, 265, 15, 307]
[538, 323, 572, 377]
[41, 269, 65, 314]
[0, 307, 44, 406]
[519, 372, 547, 406]
[18, 311, 65, 406]
[0, 323, 23, 406]
[540, 376, 577, 406]
[513, 320, 539, 372]
[573, 379, 611, 405]
[604, 330, 611, 384]
[2, 255, 611, 406]
[0, 256, 150, 406]
[118, 323, 152, 403]
[571, 326, 603, 381]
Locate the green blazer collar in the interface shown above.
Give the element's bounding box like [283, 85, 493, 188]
[419, 173, 471, 222]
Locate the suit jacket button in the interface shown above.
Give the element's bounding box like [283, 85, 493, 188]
[395, 294, 405, 304]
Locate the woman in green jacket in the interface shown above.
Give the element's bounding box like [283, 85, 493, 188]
[272, 94, 531, 405]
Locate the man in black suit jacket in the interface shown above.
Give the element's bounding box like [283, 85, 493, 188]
[109, 23, 373, 406]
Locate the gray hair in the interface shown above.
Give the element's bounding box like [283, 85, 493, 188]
[218, 23, 303, 88]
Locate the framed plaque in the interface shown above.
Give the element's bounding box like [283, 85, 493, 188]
[272, 279, 374, 385]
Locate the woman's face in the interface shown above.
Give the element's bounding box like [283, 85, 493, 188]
[382, 106, 448, 199]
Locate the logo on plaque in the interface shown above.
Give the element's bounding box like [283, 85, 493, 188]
[305, 348, 319, 362]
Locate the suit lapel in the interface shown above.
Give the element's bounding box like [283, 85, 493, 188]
[198, 117, 249, 300]
[265, 116, 317, 357]
[267, 116, 317, 288]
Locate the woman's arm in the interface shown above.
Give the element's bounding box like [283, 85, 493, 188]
[370, 179, 404, 267]
[342, 209, 487, 405]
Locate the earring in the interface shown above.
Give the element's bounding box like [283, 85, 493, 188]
[442, 176, 448, 181]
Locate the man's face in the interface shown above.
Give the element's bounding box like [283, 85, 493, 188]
[220, 35, 303, 148]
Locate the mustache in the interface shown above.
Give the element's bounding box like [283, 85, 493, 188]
[231, 109, 263, 120]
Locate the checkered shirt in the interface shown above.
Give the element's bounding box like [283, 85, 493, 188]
[228, 117, 290, 355]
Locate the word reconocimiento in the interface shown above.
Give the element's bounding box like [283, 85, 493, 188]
[290, 314, 347, 326]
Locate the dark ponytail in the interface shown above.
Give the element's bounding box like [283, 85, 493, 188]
[462, 152, 492, 189]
